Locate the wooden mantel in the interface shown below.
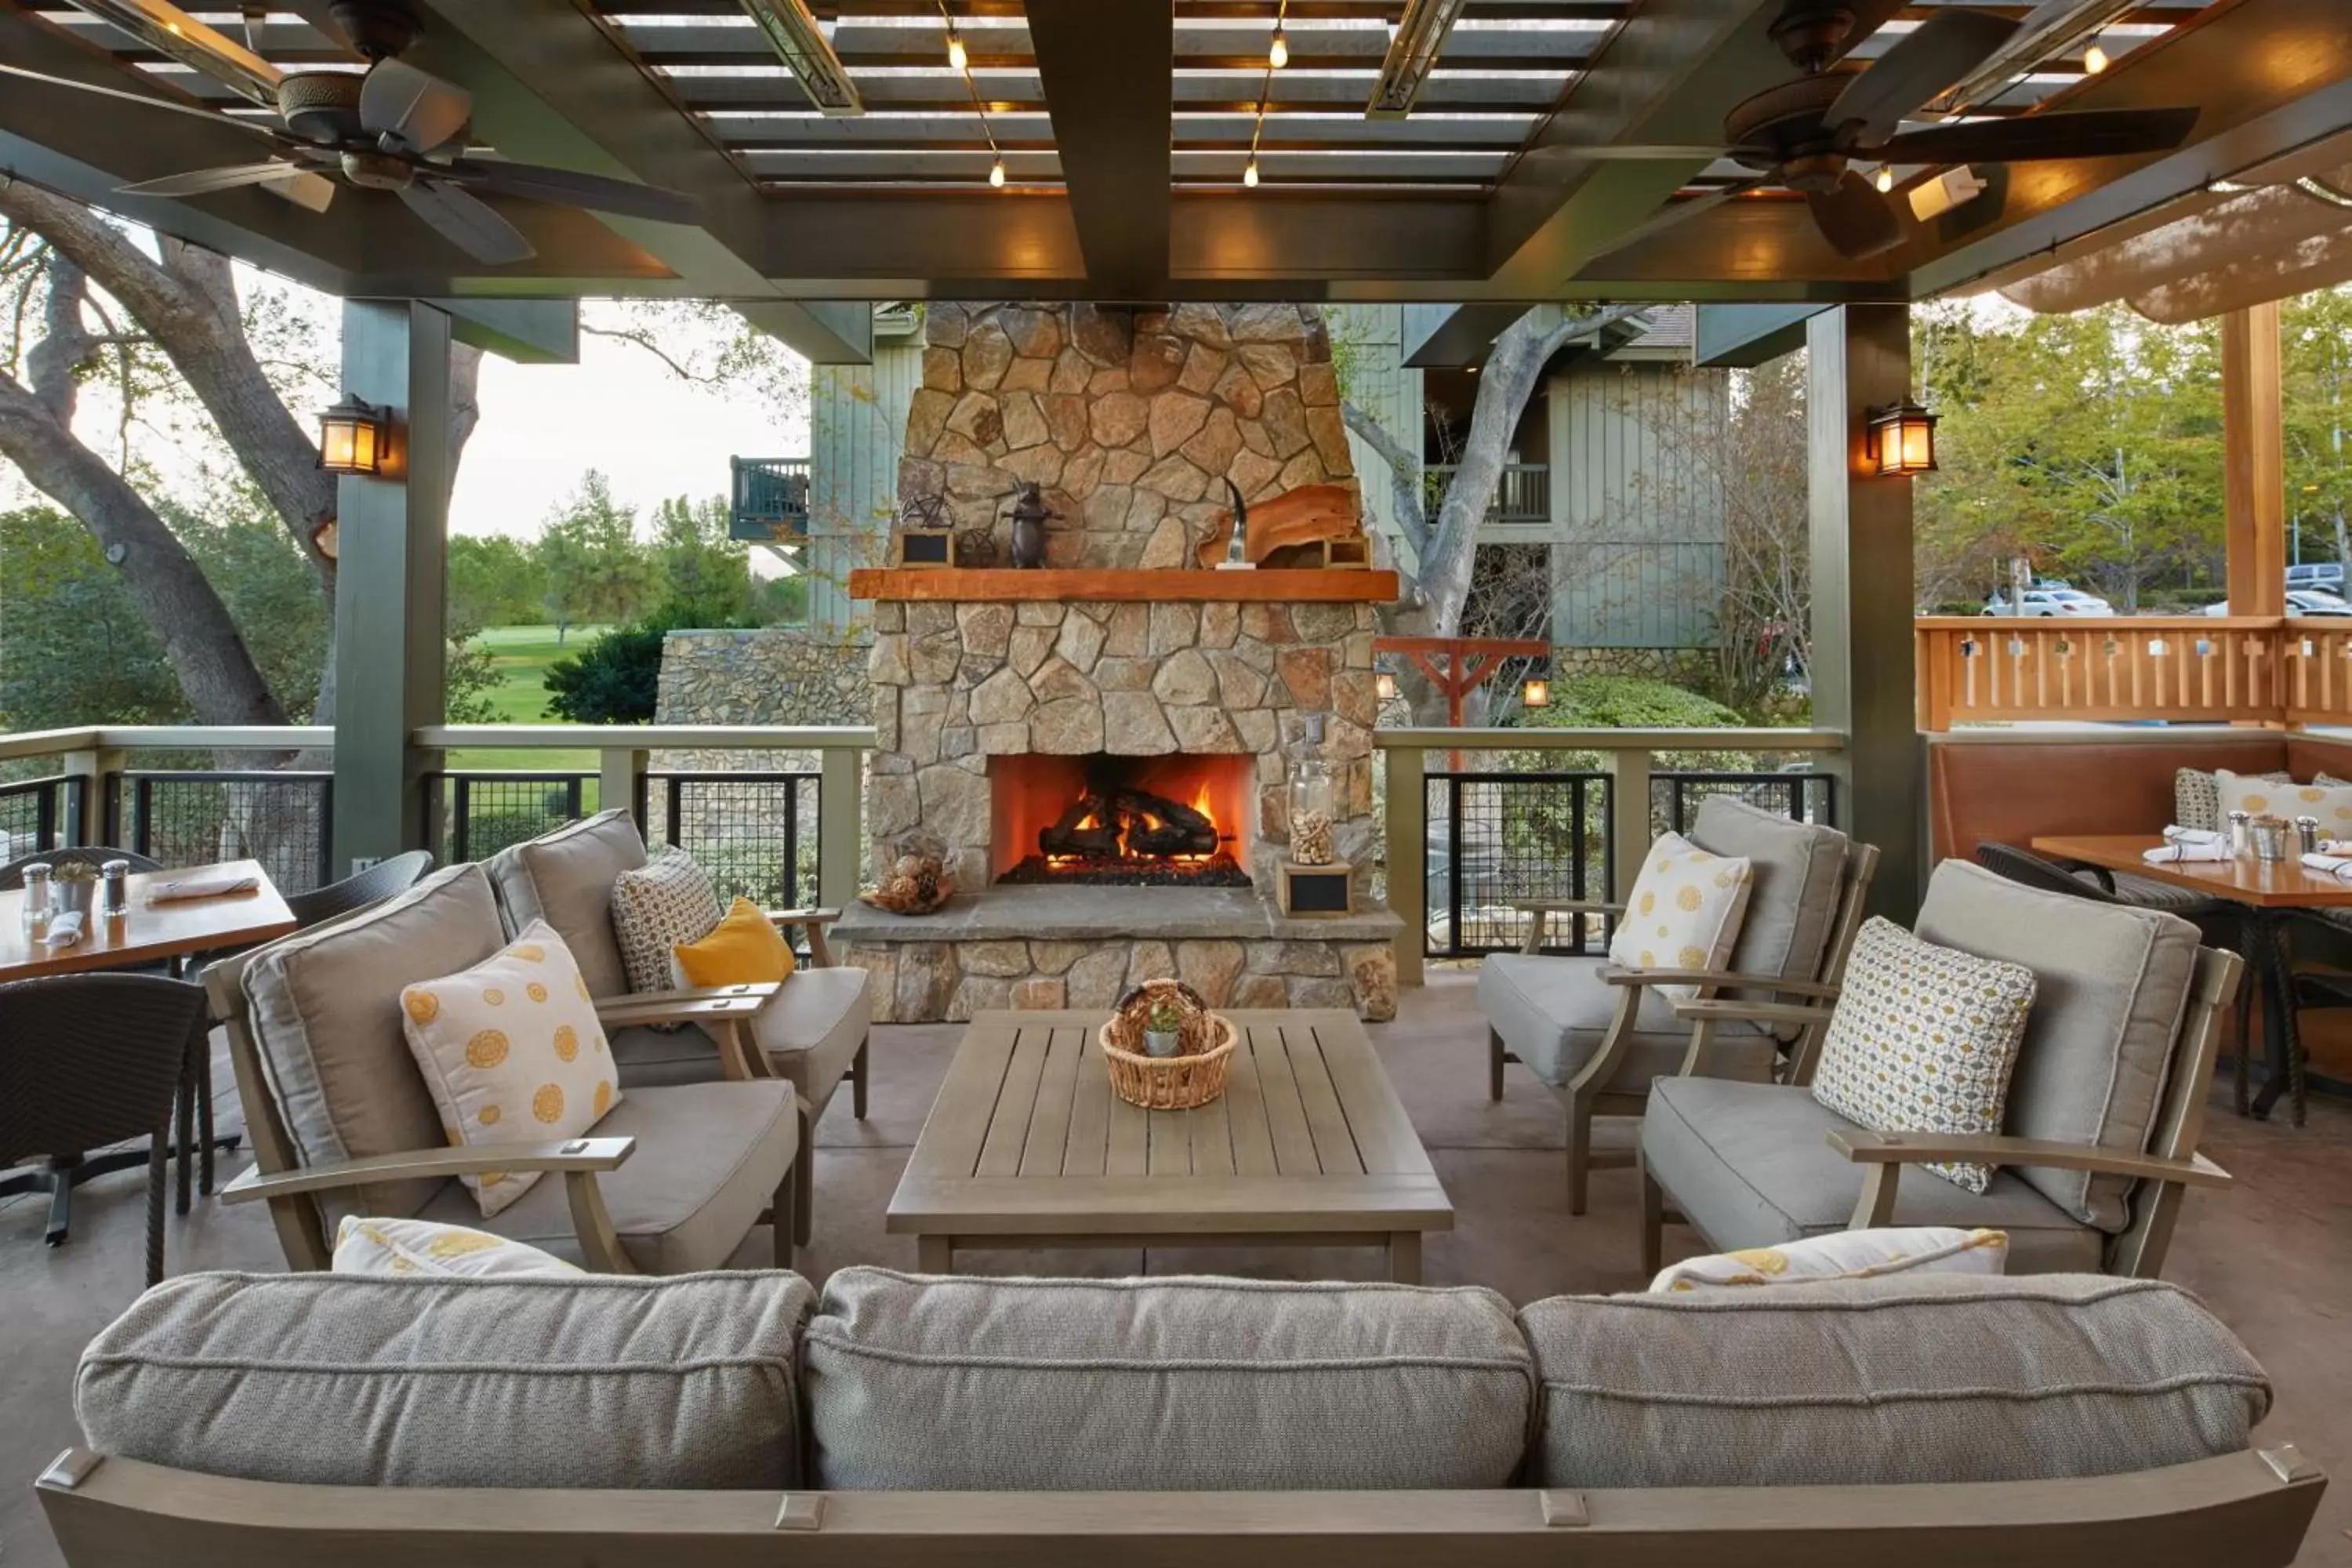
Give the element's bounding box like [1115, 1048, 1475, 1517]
[848, 568, 1399, 604]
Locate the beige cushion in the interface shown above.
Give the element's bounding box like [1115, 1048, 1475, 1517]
[485, 809, 645, 999]
[611, 847, 723, 995]
[398, 921, 622, 1217]
[75, 1270, 814, 1489]
[746, 964, 869, 1114]
[1519, 1274, 2269, 1488]
[238, 862, 506, 1222]
[332, 1215, 580, 1279]
[1810, 916, 2037, 1193]
[418, 1080, 798, 1274]
[1690, 796, 1850, 1036]
[2217, 768, 2352, 831]
[1607, 832, 1753, 997]
[804, 1269, 1534, 1490]
[1914, 859, 2201, 1230]
[1479, 951, 1775, 1091]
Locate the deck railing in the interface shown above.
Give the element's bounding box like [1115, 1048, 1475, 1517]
[1425, 461, 1550, 524]
[1916, 616, 2352, 729]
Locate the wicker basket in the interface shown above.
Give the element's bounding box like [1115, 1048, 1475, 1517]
[1098, 978, 1238, 1110]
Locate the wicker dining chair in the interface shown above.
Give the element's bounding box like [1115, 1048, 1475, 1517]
[0, 972, 209, 1287]
[0, 846, 162, 891]
[282, 851, 435, 931]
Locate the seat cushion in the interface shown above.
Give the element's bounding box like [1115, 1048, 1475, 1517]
[1642, 1076, 2103, 1272]
[76, 1269, 812, 1489]
[239, 862, 507, 1222]
[1480, 952, 1774, 1091]
[1690, 797, 1849, 1036]
[1519, 1274, 2269, 1488]
[1915, 859, 2201, 1231]
[484, 809, 646, 1000]
[803, 1269, 1534, 1490]
[745, 964, 869, 1116]
[419, 1080, 798, 1274]
[608, 1022, 724, 1090]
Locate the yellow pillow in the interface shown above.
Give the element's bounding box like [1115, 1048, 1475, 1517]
[672, 896, 797, 988]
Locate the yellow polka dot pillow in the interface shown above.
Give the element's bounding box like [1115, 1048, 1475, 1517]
[1606, 831, 1755, 1000]
[397, 919, 621, 1218]
[332, 1214, 580, 1279]
[1810, 916, 2036, 1194]
[2217, 768, 2352, 833]
[1648, 1226, 2009, 1294]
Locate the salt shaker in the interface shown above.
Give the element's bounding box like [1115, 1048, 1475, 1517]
[2227, 809, 2252, 858]
[18, 862, 49, 928]
[2297, 815, 2322, 856]
[99, 858, 131, 920]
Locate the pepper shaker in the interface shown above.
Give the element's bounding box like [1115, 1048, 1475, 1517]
[2297, 815, 2322, 856]
[18, 862, 49, 929]
[2227, 809, 2252, 858]
[98, 858, 131, 920]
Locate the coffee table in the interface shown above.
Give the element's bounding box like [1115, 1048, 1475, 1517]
[887, 1007, 1452, 1280]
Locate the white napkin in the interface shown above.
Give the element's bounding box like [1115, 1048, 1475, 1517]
[2301, 852, 2352, 880]
[145, 872, 260, 904]
[39, 910, 84, 949]
[2144, 842, 2232, 863]
[2162, 826, 2227, 848]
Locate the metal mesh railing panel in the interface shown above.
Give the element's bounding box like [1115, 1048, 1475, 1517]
[445, 774, 588, 865]
[124, 771, 332, 892]
[646, 772, 820, 908]
[0, 775, 79, 860]
[1425, 771, 1612, 959]
[1654, 771, 1835, 838]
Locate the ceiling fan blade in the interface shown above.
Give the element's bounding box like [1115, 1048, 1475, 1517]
[1584, 179, 1769, 263]
[1872, 107, 2201, 165]
[1807, 169, 1905, 258]
[1823, 0, 1911, 68]
[263, 169, 339, 213]
[0, 63, 279, 138]
[121, 160, 316, 198]
[361, 58, 474, 154]
[444, 159, 702, 225]
[1545, 145, 1739, 162]
[1829, 8, 2018, 142]
[397, 181, 536, 266]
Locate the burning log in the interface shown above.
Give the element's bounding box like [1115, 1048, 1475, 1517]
[1040, 792, 1121, 858]
[1123, 791, 1218, 858]
[1039, 789, 1218, 860]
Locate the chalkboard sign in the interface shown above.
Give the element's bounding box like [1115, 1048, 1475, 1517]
[1279, 861, 1352, 918]
[895, 528, 956, 567]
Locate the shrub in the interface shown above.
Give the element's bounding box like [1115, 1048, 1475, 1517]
[543, 621, 671, 724]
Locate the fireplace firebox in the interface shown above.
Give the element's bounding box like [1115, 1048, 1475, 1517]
[989, 753, 1253, 887]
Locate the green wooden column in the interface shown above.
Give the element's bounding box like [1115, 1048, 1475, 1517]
[331, 299, 451, 874]
[1806, 305, 1923, 920]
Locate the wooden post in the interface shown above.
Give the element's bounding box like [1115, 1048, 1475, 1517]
[2223, 303, 2285, 619]
[1808, 307, 1922, 920]
[332, 299, 451, 876]
[818, 746, 862, 911]
[600, 747, 648, 833]
[1603, 747, 1653, 901]
[1383, 743, 1426, 987]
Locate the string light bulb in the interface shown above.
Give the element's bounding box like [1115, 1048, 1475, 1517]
[1268, 26, 1288, 68]
[989, 156, 1006, 187]
[946, 29, 967, 69]
[1874, 165, 1893, 193]
[1243, 157, 1259, 187]
[2083, 41, 2108, 72]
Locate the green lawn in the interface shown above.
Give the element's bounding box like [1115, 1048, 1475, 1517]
[447, 622, 608, 775]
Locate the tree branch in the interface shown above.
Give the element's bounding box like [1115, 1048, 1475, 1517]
[1340, 398, 1428, 543]
[581, 321, 705, 381]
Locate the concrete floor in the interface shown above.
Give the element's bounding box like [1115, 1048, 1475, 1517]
[3, 967, 2348, 1565]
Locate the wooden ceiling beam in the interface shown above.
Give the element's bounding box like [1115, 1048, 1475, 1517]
[1022, 0, 1173, 296]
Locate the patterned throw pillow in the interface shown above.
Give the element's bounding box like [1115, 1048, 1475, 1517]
[1810, 916, 2037, 1194]
[1606, 832, 1754, 1000]
[332, 1214, 580, 1279]
[2217, 768, 2352, 833]
[399, 920, 621, 1218]
[611, 846, 724, 995]
[1649, 1227, 2008, 1294]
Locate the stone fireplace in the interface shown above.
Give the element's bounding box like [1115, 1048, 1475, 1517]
[833, 302, 1403, 1023]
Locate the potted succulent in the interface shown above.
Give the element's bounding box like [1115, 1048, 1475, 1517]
[1143, 996, 1185, 1059]
[49, 860, 97, 918]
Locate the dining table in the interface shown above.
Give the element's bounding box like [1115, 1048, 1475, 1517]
[0, 858, 298, 1212]
[2031, 833, 2349, 1127]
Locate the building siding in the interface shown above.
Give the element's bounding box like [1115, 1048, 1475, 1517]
[805, 335, 920, 629]
[1329, 304, 1425, 571]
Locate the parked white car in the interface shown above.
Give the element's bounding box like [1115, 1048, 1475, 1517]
[1982, 588, 2115, 617]
[2202, 590, 2352, 617]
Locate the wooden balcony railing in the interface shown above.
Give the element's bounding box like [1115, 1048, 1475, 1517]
[1915, 617, 2352, 730]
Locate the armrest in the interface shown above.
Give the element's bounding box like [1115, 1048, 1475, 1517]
[1665, 998, 1838, 1028]
[1510, 898, 1625, 916]
[1826, 1128, 2233, 1189]
[767, 907, 842, 926]
[1602, 967, 1843, 999]
[593, 982, 778, 1029]
[221, 1136, 636, 1204]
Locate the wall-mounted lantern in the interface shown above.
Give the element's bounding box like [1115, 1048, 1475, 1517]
[1376, 670, 1398, 703]
[316, 393, 390, 477]
[1520, 676, 1551, 710]
[1865, 399, 1938, 477]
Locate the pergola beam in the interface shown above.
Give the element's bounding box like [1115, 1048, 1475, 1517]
[1022, 0, 1174, 298]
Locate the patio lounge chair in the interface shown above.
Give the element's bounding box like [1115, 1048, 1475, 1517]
[39, 1266, 2324, 1566]
[1479, 796, 1875, 1214]
[202, 862, 800, 1273]
[1640, 859, 2239, 1280]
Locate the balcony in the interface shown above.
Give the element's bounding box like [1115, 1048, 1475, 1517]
[1425, 462, 1550, 526]
[728, 456, 811, 542]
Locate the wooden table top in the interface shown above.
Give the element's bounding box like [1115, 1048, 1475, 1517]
[0, 859, 297, 980]
[2031, 834, 2352, 909]
[887, 1009, 1453, 1239]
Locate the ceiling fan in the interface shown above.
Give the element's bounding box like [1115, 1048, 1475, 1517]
[5, 0, 699, 266]
[1580, 0, 2201, 261]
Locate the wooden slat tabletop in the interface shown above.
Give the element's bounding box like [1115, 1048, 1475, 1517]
[887, 1009, 1452, 1240]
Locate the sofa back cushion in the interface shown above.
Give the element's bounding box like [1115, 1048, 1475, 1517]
[485, 808, 645, 999]
[804, 1268, 1534, 1490]
[77, 1271, 812, 1490]
[239, 862, 506, 1221]
[1914, 858, 2201, 1230]
[1520, 1275, 2267, 1488]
